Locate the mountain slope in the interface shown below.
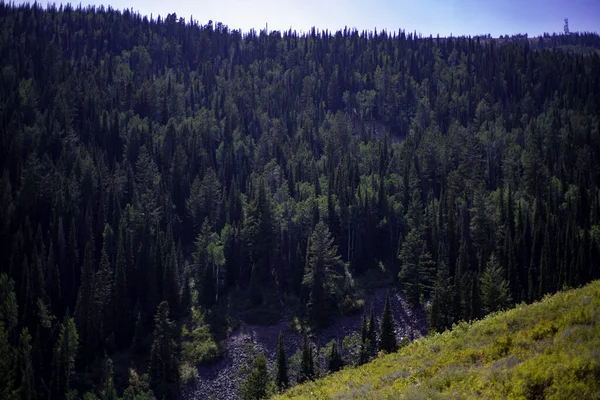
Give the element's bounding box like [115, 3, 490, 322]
[276, 281, 600, 399]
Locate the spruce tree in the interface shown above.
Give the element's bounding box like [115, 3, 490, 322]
[100, 355, 118, 400]
[398, 228, 423, 305]
[51, 317, 79, 398]
[302, 222, 345, 328]
[0, 321, 16, 400]
[367, 307, 377, 357]
[149, 302, 179, 400]
[327, 340, 344, 373]
[113, 239, 131, 348]
[239, 353, 274, 400]
[17, 328, 34, 400]
[379, 293, 397, 353]
[275, 332, 288, 391]
[132, 312, 145, 355]
[428, 264, 454, 333]
[75, 243, 94, 366]
[299, 334, 315, 383]
[480, 254, 512, 314]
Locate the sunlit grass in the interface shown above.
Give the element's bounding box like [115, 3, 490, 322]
[276, 281, 600, 399]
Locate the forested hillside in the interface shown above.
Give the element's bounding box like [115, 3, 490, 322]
[0, 2, 599, 399]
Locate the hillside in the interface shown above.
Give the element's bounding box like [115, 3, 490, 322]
[277, 281, 600, 399]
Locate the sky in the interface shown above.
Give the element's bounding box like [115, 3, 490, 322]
[15, 0, 600, 37]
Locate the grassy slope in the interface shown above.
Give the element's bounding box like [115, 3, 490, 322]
[276, 281, 600, 399]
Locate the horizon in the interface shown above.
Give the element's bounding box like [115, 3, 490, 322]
[11, 0, 600, 38]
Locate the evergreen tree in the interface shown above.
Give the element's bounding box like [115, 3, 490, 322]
[0, 321, 17, 400]
[480, 254, 512, 314]
[132, 312, 145, 355]
[17, 328, 34, 400]
[239, 353, 274, 400]
[75, 244, 95, 367]
[100, 355, 118, 400]
[275, 332, 288, 391]
[299, 334, 315, 383]
[367, 307, 377, 357]
[113, 239, 131, 348]
[149, 302, 179, 400]
[0, 273, 18, 333]
[94, 246, 114, 351]
[302, 222, 345, 328]
[428, 263, 455, 333]
[379, 293, 397, 353]
[327, 340, 344, 373]
[51, 317, 79, 398]
[398, 228, 423, 305]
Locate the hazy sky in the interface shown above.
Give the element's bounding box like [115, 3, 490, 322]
[17, 0, 600, 37]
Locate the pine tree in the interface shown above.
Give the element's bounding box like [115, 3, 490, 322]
[94, 246, 114, 351]
[327, 340, 344, 373]
[17, 328, 34, 400]
[302, 222, 345, 328]
[428, 263, 454, 333]
[113, 238, 131, 348]
[100, 355, 118, 400]
[132, 312, 145, 355]
[0, 273, 18, 333]
[0, 321, 17, 400]
[367, 307, 377, 357]
[51, 317, 79, 398]
[398, 228, 423, 305]
[299, 334, 315, 383]
[239, 353, 274, 400]
[149, 301, 179, 400]
[480, 254, 512, 314]
[275, 332, 288, 391]
[379, 293, 397, 353]
[75, 243, 95, 366]
[359, 310, 369, 364]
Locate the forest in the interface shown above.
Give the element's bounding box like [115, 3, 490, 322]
[1, 2, 600, 399]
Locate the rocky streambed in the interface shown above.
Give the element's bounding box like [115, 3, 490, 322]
[181, 288, 427, 400]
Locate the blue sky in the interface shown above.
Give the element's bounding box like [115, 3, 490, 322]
[16, 0, 600, 36]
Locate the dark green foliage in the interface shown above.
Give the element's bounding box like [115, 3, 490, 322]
[367, 307, 377, 357]
[0, 3, 600, 397]
[51, 317, 79, 398]
[480, 254, 512, 314]
[132, 312, 145, 355]
[99, 355, 118, 400]
[276, 332, 289, 391]
[428, 264, 455, 333]
[239, 353, 274, 400]
[17, 328, 34, 400]
[0, 321, 17, 400]
[149, 302, 179, 400]
[379, 293, 397, 353]
[327, 340, 344, 373]
[303, 222, 346, 328]
[298, 334, 315, 383]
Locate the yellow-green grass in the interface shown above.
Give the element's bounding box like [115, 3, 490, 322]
[276, 281, 600, 399]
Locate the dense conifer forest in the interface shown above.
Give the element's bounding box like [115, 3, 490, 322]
[1, 2, 599, 399]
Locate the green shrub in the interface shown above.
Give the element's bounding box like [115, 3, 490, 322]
[180, 307, 221, 369]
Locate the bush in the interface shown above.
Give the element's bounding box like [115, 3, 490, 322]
[180, 307, 221, 369]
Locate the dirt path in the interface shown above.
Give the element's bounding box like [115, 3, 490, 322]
[181, 287, 427, 400]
